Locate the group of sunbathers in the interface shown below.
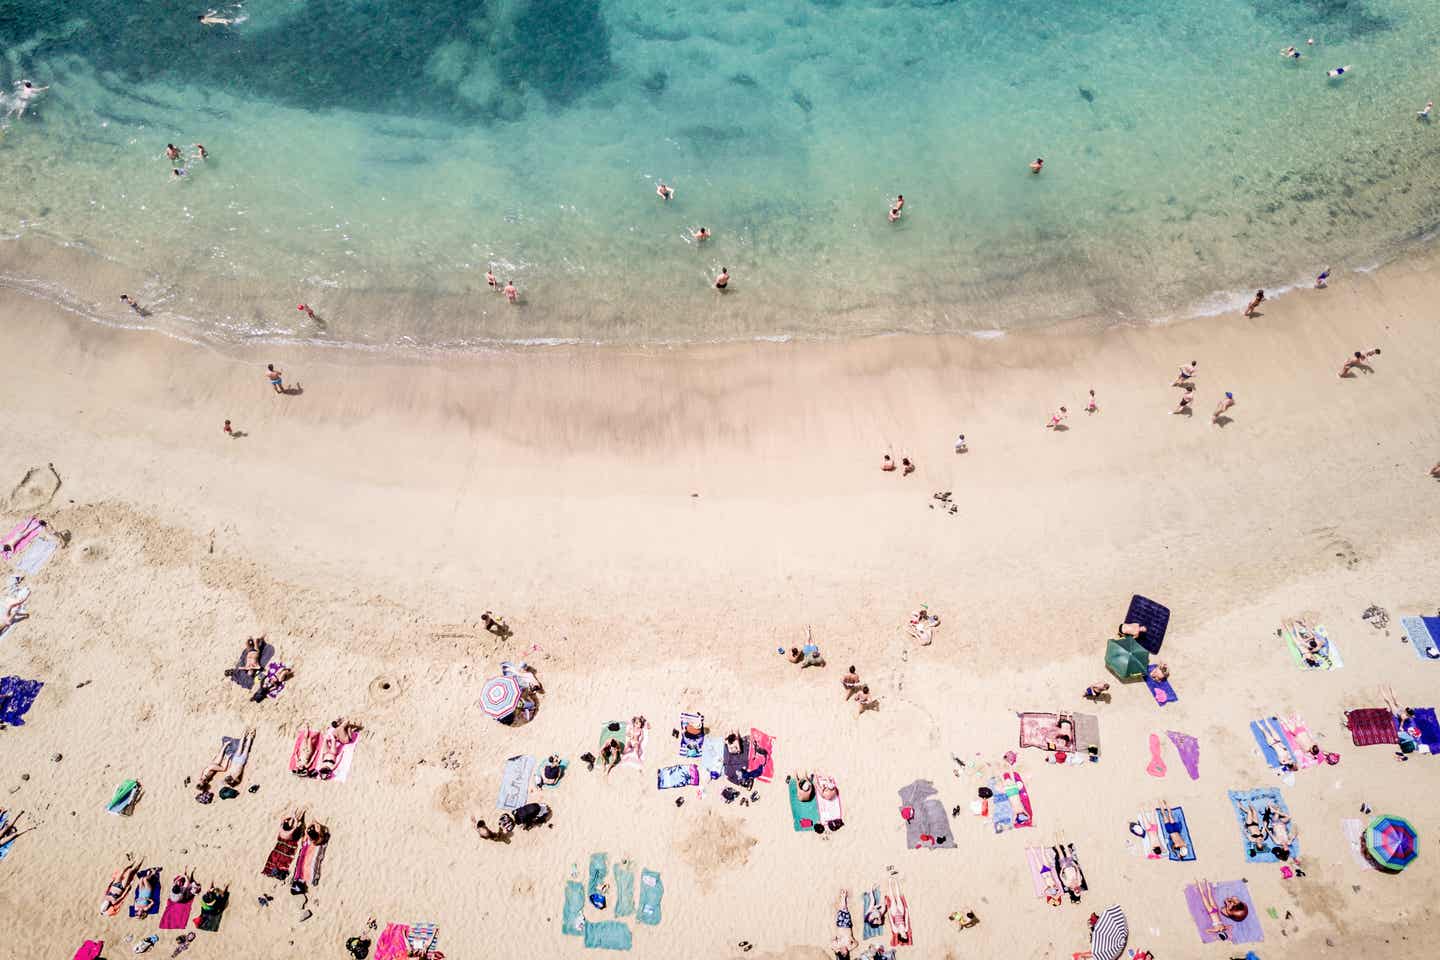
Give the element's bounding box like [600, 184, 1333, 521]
[1240, 800, 1298, 860]
[223, 635, 294, 701]
[827, 883, 903, 959]
[476, 801, 552, 841]
[293, 718, 363, 780]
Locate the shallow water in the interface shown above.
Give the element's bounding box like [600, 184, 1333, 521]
[4, 0, 1440, 347]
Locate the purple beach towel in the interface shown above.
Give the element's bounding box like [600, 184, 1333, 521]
[1185, 880, 1263, 944]
[1146, 677, 1178, 707]
[0, 676, 43, 726]
[1166, 731, 1200, 780]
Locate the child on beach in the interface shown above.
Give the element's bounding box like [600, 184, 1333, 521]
[1046, 406, 1067, 429]
[1085, 389, 1098, 414]
[266, 364, 284, 394]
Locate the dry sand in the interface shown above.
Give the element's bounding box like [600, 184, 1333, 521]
[1, 252, 1440, 960]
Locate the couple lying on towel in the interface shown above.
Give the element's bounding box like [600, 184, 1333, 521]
[293, 718, 363, 780]
[1240, 801, 1299, 861]
[195, 729, 255, 804]
[261, 808, 331, 892]
[830, 885, 903, 959]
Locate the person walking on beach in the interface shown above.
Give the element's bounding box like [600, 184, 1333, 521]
[297, 304, 318, 322]
[954, 433, 967, 453]
[1243, 290, 1265, 317]
[504, 280, 519, 303]
[1339, 348, 1381, 377]
[1085, 389, 1098, 414]
[656, 180, 674, 201]
[714, 267, 729, 291]
[486, 270, 498, 291]
[1212, 391, 1235, 423]
[120, 294, 144, 316]
[1314, 267, 1330, 288]
[1172, 393, 1194, 415]
[1046, 406, 1067, 429]
[223, 419, 233, 438]
[266, 364, 284, 394]
[1174, 361, 1198, 386]
[1029, 158, 1044, 174]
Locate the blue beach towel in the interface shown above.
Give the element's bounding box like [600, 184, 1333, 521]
[588, 853, 609, 909]
[538, 759, 569, 789]
[562, 880, 586, 936]
[787, 776, 819, 831]
[584, 921, 633, 951]
[637, 869, 663, 926]
[1157, 806, 1196, 862]
[1227, 788, 1298, 863]
[0, 676, 43, 726]
[861, 889, 885, 939]
[1402, 617, 1440, 661]
[129, 868, 162, 917]
[613, 860, 636, 918]
[656, 764, 698, 790]
[1408, 707, 1440, 754]
[1146, 676, 1178, 707]
[1125, 594, 1170, 654]
[991, 782, 1014, 832]
[1249, 718, 1297, 771]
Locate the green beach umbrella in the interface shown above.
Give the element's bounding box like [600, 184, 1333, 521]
[1105, 636, 1150, 682]
[1364, 815, 1419, 872]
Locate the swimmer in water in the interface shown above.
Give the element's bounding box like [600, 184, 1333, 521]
[714, 267, 729, 291]
[1327, 65, 1351, 79]
[1281, 46, 1301, 60]
[692, 227, 710, 242]
[486, 270, 498, 291]
[193, 143, 208, 160]
[656, 181, 674, 201]
[199, 11, 237, 25]
[7, 80, 48, 117]
[1419, 101, 1433, 121]
[171, 167, 188, 181]
[503, 280, 518, 303]
[1029, 158, 1044, 174]
[166, 144, 181, 161]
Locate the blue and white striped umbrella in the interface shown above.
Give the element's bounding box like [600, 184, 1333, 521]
[1091, 905, 1129, 960]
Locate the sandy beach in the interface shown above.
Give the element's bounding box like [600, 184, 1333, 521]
[3, 250, 1440, 959]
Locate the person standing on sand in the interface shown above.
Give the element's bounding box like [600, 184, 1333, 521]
[841, 666, 861, 700]
[1046, 406, 1067, 429]
[1172, 394, 1194, 415]
[266, 364, 284, 394]
[715, 267, 729, 291]
[504, 280, 519, 303]
[1212, 391, 1235, 423]
[1244, 290, 1265, 317]
[1085, 389, 1098, 414]
[954, 433, 967, 453]
[1314, 267, 1330, 288]
[1339, 348, 1381, 377]
[1174, 361, 1198, 386]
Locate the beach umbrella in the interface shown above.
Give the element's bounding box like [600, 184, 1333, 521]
[1364, 815, 1419, 872]
[480, 675, 521, 719]
[1090, 904, 1129, 960]
[1105, 637, 1150, 682]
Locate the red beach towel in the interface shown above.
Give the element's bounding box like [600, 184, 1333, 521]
[747, 728, 775, 783]
[72, 942, 103, 960]
[1346, 708, 1399, 746]
[159, 897, 193, 930]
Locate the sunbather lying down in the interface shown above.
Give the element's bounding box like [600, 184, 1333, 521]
[831, 889, 856, 959]
[99, 855, 142, 914]
[194, 728, 255, 803]
[223, 636, 265, 680]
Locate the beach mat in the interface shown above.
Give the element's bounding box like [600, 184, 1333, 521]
[815, 774, 842, 824]
[584, 921, 633, 951]
[497, 754, 536, 810]
[1402, 617, 1440, 661]
[562, 880, 585, 936]
[1146, 676, 1178, 707]
[159, 893, 193, 930]
[1227, 788, 1298, 862]
[1406, 707, 1440, 754]
[637, 869, 663, 926]
[1282, 619, 1342, 670]
[1018, 712, 1061, 749]
[1278, 715, 1321, 769]
[1074, 712, 1100, 754]
[621, 719, 648, 769]
[614, 860, 636, 918]
[228, 641, 273, 690]
[106, 779, 141, 816]
[656, 763, 698, 790]
[1026, 846, 1059, 899]
[588, 853, 609, 908]
[724, 735, 750, 785]
[0, 676, 43, 725]
[1184, 880, 1263, 944]
[1125, 594, 1169, 654]
[699, 735, 724, 779]
[747, 728, 775, 782]
[898, 779, 956, 848]
[72, 942, 103, 960]
[990, 772, 1033, 832]
[1157, 806, 1196, 862]
[1167, 730, 1200, 780]
[130, 869, 162, 917]
[0, 811, 17, 860]
[1346, 708, 1398, 746]
[599, 720, 626, 749]
[788, 776, 820, 831]
[2, 517, 43, 558]
[1341, 818, 1368, 867]
[13, 536, 56, 575]
[678, 710, 704, 758]
[862, 889, 885, 939]
[1250, 717, 1298, 770]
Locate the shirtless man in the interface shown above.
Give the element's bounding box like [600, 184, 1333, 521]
[714, 267, 729, 291]
[692, 227, 710, 242]
[199, 11, 237, 25]
[1338, 348, 1380, 377]
[486, 270, 498, 291]
[120, 294, 145, 315]
[888, 195, 904, 222]
[1173, 360, 1198, 386]
[1212, 391, 1235, 423]
[266, 363, 284, 393]
[841, 666, 862, 700]
[503, 280, 518, 303]
[1029, 158, 1044, 174]
[656, 181, 674, 201]
[166, 144, 182, 162]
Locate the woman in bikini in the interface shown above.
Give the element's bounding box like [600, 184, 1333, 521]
[132, 866, 162, 916]
[315, 719, 363, 779]
[1196, 879, 1231, 939]
[1242, 802, 1270, 854]
[99, 855, 143, 914]
[1265, 803, 1296, 854]
[223, 636, 265, 681]
[1052, 842, 1086, 903]
[794, 774, 816, 803]
[886, 877, 913, 945]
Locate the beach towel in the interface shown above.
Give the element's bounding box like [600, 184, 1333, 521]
[229, 641, 273, 690]
[1166, 731, 1200, 780]
[194, 888, 229, 931]
[13, 536, 56, 575]
[262, 839, 297, 879]
[815, 774, 843, 825]
[788, 776, 820, 831]
[1125, 594, 1170, 654]
[584, 921, 634, 951]
[1018, 712, 1062, 749]
[886, 880, 912, 947]
[723, 734, 750, 785]
[898, 779, 956, 848]
[72, 942, 103, 960]
[637, 869, 663, 926]
[1074, 713, 1101, 755]
[862, 889, 886, 939]
[1227, 788, 1298, 863]
[0, 811, 16, 860]
[106, 779, 141, 816]
[254, 661, 289, 701]
[698, 735, 724, 779]
[129, 869, 161, 917]
[159, 890, 193, 930]
[1026, 847, 1062, 900]
[990, 772, 1033, 832]
[1146, 676, 1178, 707]
[747, 728, 775, 782]
[621, 718, 648, 769]
[327, 736, 358, 783]
[656, 764, 699, 790]
[1346, 708, 1398, 746]
[1157, 806, 1196, 861]
[1406, 707, 1440, 754]
[375, 925, 409, 960]
[1402, 616, 1440, 661]
[1146, 732, 1167, 778]
[1249, 718, 1299, 771]
[2, 517, 43, 558]
[562, 880, 585, 936]
[1341, 818, 1368, 867]
[614, 859, 636, 918]
[0, 676, 43, 725]
[294, 837, 326, 887]
[1052, 843, 1089, 901]
[406, 922, 439, 956]
[678, 711, 704, 757]
[599, 720, 626, 749]
[498, 754, 536, 810]
[290, 727, 321, 775]
[1278, 715, 1321, 769]
[1282, 618, 1341, 670]
[587, 853, 609, 909]
[1184, 881, 1263, 944]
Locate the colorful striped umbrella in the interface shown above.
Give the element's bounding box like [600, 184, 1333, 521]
[1364, 815, 1418, 872]
[1090, 904, 1129, 960]
[480, 675, 521, 719]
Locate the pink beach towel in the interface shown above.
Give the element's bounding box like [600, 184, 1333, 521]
[375, 924, 411, 960]
[2, 517, 43, 558]
[1018, 712, 1062, 749]
[290, 727, 321, 774]
[72, 942, 103, 960]
[1280, 715, 1321, 770]
[1025, 846, 1061, 899]
[293, 839, 326, 886]
[747, 728, 775, 783]
[621, 718, 649, 769]
[159, 896, 193, 930]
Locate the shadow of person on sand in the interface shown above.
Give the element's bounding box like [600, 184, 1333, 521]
[281, 384, 304, 396]
[1212, 416, 1233, 428]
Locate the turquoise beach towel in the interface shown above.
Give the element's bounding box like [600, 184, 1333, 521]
[637, 869, 663, 926]
[588, 853, 609, 908]
[861, 889, 884, 939]
[584, 921, 633, 951]
[562, 880, 586, 936]
[787, 777, 819, 831]
[613, 860, 636, 917]
[1227, 788, 1298, 863]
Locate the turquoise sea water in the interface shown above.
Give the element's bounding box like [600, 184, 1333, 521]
[3, 0, 1440, 346]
